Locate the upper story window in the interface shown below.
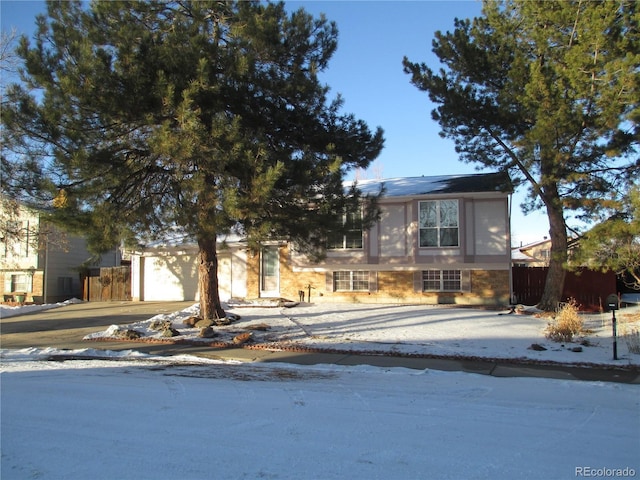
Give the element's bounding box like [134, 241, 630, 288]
[419, 199, 459, 247]
[2, 221, 30, 258]
[328, 209, 363, 250]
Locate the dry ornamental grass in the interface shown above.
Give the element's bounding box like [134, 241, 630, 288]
[545, 299, 584, 343]
[619, 312, 640, 354]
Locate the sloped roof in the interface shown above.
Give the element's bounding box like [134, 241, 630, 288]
[511, 248, 535, 262]
[350, 172, 513, 197]
[518, 238, 551, 251]
[131, 172, 512, 251]
[139, 228, 245, 250]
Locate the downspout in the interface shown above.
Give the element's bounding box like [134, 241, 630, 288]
[43, 236, 48, 304]
[508, 192, 514, 305]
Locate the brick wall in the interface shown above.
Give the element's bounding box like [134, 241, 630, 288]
[245, 249, 260, 299]
[244, 245, 510, 306]
[1, 270, 44, 303]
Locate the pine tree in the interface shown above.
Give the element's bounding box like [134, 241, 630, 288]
[1, 1, 384, 319]
[403, 0, 639, 310]
[571, 186, 640, 291]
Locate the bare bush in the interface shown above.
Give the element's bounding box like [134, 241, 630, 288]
[545, 299, 584, 343]
[619, 313, 640, 354]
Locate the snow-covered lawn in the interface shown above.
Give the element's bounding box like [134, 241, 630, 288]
[0, 297, 84, 319]
[1, 301, 639, 479]
[81, 301, 640, 367]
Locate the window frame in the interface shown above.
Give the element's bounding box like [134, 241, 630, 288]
[328, 208, 364, 250]
[418, 199, 459, 248]
[9, 274, 32, 293]
[58, 276, 74, 295]
[333, 271, 370, 292]
[421, 270, 462, 292]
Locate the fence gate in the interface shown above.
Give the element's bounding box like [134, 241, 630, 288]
[85, 266, 131, 302]
[512, 267, 547, 306]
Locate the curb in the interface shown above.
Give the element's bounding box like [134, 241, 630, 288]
[85, 335, 640, 376]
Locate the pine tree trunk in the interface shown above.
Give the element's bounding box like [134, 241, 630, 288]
[197, 236, 226, 320]
[537, 201, 568, 311]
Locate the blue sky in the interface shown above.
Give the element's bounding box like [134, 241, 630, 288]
[1, 0, 550, 245]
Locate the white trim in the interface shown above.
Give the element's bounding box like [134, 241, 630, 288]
[260, 246, 280, 298]
[292, 264, 510, 273]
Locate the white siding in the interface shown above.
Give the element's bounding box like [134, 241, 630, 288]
[473, 200, 508, 255]
[218, 249, 247, 301]
[379, 205, 407, 257]
[131, 255, 142, 301]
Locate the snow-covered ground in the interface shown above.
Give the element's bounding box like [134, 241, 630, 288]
[1, 301, 639, 479]
[1, 348, 638, 480]
[0, 297, 84, 319]
[79, 301, 640, 367]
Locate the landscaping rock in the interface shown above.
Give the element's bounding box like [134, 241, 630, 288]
[233, 332, 252, 345]
[195, 319, 215, 328]
[162, 327, 181, 337]
[183, 316, 202, 327]
[149, 319, 172, 331]
[571, 346, 583, 353]
[198, 326, 217, 338]
[244, 323, 270, 331]
[115, 329, 142, 340]
[528, 343, 547, 351]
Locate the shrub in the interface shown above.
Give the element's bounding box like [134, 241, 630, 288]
[545, 299, 584, 343]
[622, 328, 640, 354]
[619, 314, 640, 354]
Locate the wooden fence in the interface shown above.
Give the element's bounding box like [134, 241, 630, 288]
[512, 266, 616, 311]
[84, 266, 131, 302]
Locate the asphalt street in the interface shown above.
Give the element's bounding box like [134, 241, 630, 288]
[1, 301, 639, 383]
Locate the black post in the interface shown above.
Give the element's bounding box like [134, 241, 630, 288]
[606, 293, 620, 361]
[612, 309, 618, 361]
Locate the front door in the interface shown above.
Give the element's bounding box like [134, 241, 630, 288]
[260, 246, 279, 297]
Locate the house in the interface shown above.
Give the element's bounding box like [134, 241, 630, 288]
[128, 172, 514, 306]
[1, 200, 121, 304]
[511, 238, 551, 267]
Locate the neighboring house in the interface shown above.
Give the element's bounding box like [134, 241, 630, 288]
[1, 200, 121, 304]
[511, 238, 551, 267]
[128, 172, 514, 306]
[511, 237, 584, 268]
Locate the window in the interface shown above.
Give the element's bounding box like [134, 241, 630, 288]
[328, 209, 363, 249]
[419, 200, 459, 247]
[3, 221, 29, 257]
[10, 274, 31, 293]
[422, 270, 461, 292]
[334, 271, 369, 291]
[58, 277, 73, 295]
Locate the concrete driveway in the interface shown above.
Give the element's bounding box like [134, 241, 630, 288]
[1, 301, 194, 350]
[2, 300, 639, 383]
